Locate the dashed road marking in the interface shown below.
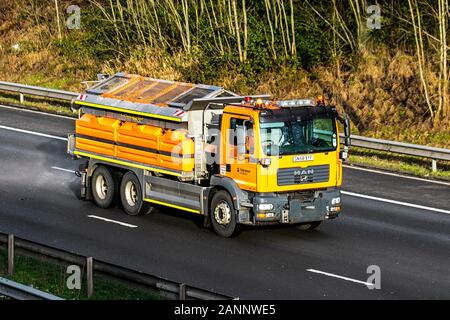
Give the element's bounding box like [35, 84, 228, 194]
[307, 269, 374, 287]
[87, 215, 138, 228]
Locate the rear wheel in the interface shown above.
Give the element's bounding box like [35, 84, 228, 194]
[120, 171, 155, 216]
[91, 166, 118, 208]
[210, 191, 240, 238]
[296, 221, 322, 230]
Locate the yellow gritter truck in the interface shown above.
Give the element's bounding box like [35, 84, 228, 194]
[68, 73, 351, 237]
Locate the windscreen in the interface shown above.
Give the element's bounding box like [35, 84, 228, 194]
[260, 117, 337, 156]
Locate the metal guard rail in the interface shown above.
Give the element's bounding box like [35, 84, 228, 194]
[341, 134, 450, 162]
[0, 233, 234, 300]
[0, 277, 64, 300]
[0, 81, 78, 101]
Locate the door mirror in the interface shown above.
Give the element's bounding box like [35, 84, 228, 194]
[344, 115, 351, 147]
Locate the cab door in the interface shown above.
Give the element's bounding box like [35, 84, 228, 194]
[220, 113, 257, 192]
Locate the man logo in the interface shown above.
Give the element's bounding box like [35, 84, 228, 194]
[294, 168, 314, 183]
[294, 169, 314, 176]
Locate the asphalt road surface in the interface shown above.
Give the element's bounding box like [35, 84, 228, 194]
[0, 105, 449, 299]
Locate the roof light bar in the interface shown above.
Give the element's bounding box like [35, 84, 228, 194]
[277, 99, 315, 107]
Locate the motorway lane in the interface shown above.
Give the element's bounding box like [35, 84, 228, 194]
[0, 105, 449, 299]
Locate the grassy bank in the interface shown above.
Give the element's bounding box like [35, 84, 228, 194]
[0, 246, 158, 300]
[0, 92, 75, 117]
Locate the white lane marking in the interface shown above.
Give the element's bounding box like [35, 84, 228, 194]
[87, 215, 138, 228]
[307, 269, 374, 287]
[343, 164, 450, 186]
[341, 190, 450, 215]
[0, 125, 67, 141]
[51, 166, 75, 173]
[0, 104, 75, 120]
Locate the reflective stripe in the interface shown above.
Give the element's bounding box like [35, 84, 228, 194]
[74, 101, 182, 122]
[143, 198, 201, 214]
[73, 151, 181, 176]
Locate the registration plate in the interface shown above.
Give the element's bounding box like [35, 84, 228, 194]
[293, 154, 314, 162]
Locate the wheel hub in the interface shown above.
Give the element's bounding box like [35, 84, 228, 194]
[124, 181, 137, 207]
[95, 174, 108, 200]
[214, 201, 231, 225]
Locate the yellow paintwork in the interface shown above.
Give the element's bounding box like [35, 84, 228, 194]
[221, 106, 259, 192]
[220, 104, 342, 193]
[143, 198, 200, 214]
[256, 149, 341, 193]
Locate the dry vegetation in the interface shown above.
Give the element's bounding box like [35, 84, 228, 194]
[0, 0, 448, 147]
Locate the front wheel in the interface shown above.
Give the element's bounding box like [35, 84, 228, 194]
[119, 171, 155, 216]
[210, 191, 240, 238]
[295, 221, 322, 230]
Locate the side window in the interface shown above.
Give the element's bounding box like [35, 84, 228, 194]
[229, 118, 254, 156]
[245, 120, 254, 154]
[312, 118, 334, 147]
[229, 118, 243, 147]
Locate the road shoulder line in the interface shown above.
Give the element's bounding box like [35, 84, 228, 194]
[343, 164, 450, 186]
[341, 190, 450, 215]
[0, 124, 67, 141]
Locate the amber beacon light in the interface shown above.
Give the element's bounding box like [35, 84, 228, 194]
[316, 95, 325, 105]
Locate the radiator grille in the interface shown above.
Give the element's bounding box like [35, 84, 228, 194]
[277, 165, 329, 186]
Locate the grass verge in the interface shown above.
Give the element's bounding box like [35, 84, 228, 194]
[348, 147, 450, 181]
[0, 246, 159, 300]
[0, 92, 76, 117]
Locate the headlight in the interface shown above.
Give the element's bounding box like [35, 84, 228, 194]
[258, 203, 274, 211]
[331, 197, 341, 205]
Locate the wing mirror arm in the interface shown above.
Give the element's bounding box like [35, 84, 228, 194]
[338, 113, 351, 148]
[343, 115, 351, 147]
[338, 113, 351, 160]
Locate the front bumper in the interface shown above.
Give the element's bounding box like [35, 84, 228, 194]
[250, 188, 341, 224]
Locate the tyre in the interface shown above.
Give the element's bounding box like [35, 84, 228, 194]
[120, 171, 155, 216]
[91, 166, 118, 208]
[296, 221, 322, 230]
[210, 190, 240, 237]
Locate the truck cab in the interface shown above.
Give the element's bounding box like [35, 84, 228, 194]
[206, 97, 350, 236]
